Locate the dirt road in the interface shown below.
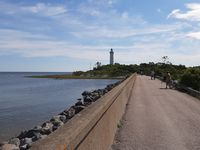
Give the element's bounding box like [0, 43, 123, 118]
[112, 75, 200, 150]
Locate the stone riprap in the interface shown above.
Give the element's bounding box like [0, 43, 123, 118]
[0, 79, 124, 150]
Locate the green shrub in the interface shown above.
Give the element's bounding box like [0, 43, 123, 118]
[180, 68, 200, 91]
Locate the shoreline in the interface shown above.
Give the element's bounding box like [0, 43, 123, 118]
[26, 74, 125, 80]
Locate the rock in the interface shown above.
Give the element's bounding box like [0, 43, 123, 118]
[32, 132, 47, 141]
[52, 119, 63, 126]
[102, 89, 107, 94]
[82, 91, 91, 96]
[33, 125, 42, 132]
[75, 101, 83, 106]
[8, 138, 20, 147]
[20, 138, 32, 147]
[74, 106, 85, 114]
[59, 111, 67, 116]
[51, 115, 61, 122]
[83, 101, 92, 106]
[40, 134, 47, 140]
[1, 143, 19, 150]
[17, 129, 38, 139]
[17, 130, 28, 139]
[50, 115, 64, 126]
[65, 107, 76, 119]
[59, 115, 66, 122]
[105, 85, 112, 91]
[90, 94, 100, 101]
[25, 130, 35, 138]
[20, 144, 28, 150]
[83, 96, 92, 103]
[52, 121, 64, 131]
[30, 134, 46, 142]
[32, 132, 42, 142]
[104, 89, 108, 93]
[95, 89, 104, 95]
[41, 122, 53, 135]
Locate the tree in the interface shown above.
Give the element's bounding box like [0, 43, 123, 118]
[93, 62, 102, 70]
[180, 68, 200, 91]
[162, 56, 169, 64]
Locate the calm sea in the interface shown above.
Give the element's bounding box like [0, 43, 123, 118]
[0, 72, 118, 142]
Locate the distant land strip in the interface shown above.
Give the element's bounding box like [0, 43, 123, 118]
[27, 74, 125, 79]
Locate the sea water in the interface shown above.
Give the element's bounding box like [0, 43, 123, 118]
[0, 72, 118, 141]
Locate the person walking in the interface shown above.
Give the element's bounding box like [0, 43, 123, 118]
[165, 72, 171, 89]
[151, 71, 155, 80]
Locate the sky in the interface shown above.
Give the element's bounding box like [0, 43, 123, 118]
[0, 0, 200, 72]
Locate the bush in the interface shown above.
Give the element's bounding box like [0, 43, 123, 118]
[180, 68, 200, 91]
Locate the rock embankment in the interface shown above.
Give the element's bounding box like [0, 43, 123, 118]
[0, 79, 124, 150]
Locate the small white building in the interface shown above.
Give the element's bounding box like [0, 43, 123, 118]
[110, 48, 114, 65]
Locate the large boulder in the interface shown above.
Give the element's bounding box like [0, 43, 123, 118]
[50, 115, 64, 131]
[74, 106, 85, 114]
[32, 132, 42, 142]
[52, 122, 64, 131]
[83, 96, 93, 103]
[17, 129, 37, 139]
[8, 138, 20, 147]
[20, 144, 28, 150]
[17, 130, 28, 139]
[20, 138, 32, 149]
[75, 101, 83, 106]
[82, 91, 91, 96]
[33, 125, 42, 132]
[51, 115, 61, 124]
[41, 122, 53, 135]
[65, 107, 76, 119]
[59, 115, 66, 122]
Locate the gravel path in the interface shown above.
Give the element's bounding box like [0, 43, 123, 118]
[112, 75, 200, 150]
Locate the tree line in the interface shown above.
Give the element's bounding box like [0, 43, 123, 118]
[73, 62, 200, 91]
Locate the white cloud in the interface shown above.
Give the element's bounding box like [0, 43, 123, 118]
[87, 0, 118, 7]
[78, 4, 101, 17]
[187, 32, 200, 40]
[0, 2, 67, 17]
[1, 28, 199, 66]
[167, 9, 180, 19]
[71, 24, 183, 39]
[168, 3, 200, 21]
[0, 1, 200, 67]
[168, 3, 200, 41]
[22, 3, 67, 16]
[171, 54, 200, 66]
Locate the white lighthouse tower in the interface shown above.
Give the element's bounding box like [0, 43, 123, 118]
[110, 48, 114, 65]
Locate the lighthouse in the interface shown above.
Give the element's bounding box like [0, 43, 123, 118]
[110, 48, 114, 65]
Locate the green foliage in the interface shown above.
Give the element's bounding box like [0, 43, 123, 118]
[138, 62, 186, 80]
[71, 62, 199, 91]
[88, 64, 139, 77]
[180, 68, 200, 91]
[73, 63, 188, 79]
[72, 71, 84, 76]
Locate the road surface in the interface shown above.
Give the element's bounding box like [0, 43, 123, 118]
[112, 75, 200, 150]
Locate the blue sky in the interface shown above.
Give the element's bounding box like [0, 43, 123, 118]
[0, 0, 200, 71]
